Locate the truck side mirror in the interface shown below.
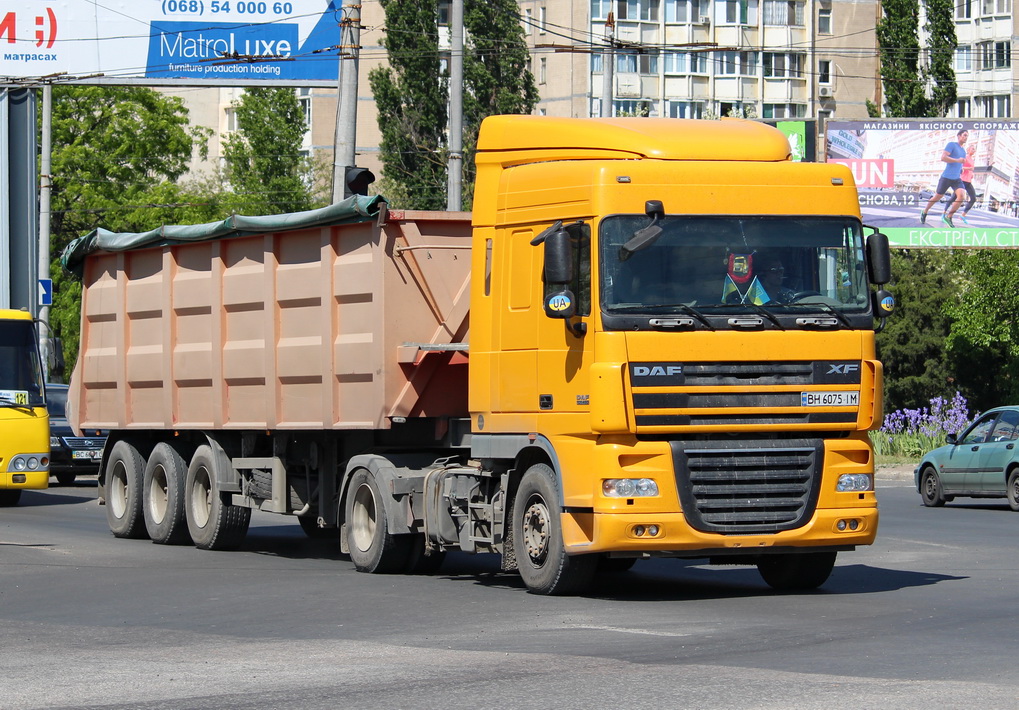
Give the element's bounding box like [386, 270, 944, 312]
[866, 231, 891, 285]
[544, 228, 573, 284]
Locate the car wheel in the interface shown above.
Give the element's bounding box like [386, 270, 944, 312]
[920, 466, 946, 507]
[344, 468, 412, 573]
[105, 440, 148, 538]
[143, 443, 192, 545]
[1007, 470, 1019, 512]
[185, 445, 250, 550]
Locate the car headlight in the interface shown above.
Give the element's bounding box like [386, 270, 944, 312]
[50, 436, 61, 447]
[603, 478, 659, 497]
[837, 473, 873, 492]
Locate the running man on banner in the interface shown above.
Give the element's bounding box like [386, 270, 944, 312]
[920, 129, 969, 228]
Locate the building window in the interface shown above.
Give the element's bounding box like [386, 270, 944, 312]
[668, 100, 704, 118]
[763, 52, 805, 78]
[818, 59, 831, 84]
[614, 99, 654, 116]
[297, 88, 312, 130]
[224, 107, 237, 133]
[664, 50, 707, 73]
[955, 46, 972, 71]
[956, 98, 971, 117]
[592, 0, 611, 19]
[665, 0, 708, 21]
[977, 41, 1010, 70]
[617, 0, 639, 20]
[641, 0, 660, 20]
[720, 0, 752, 24]
[539, 57, 547, 84]
[763, 103, 807, 118]
[956, 0, 972, 18]
[438, 0, 450, 26]
[538, 6, 547, 33]
[981, 0, 1010, 14]
[716, 51, 758, 76]
[817, 7, 831, 33]
[592, 53, 603, 73]
[763, 0, 803, 25]
[976, 94, 1011, 116]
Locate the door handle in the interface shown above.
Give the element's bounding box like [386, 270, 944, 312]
[971, 446, 980, 451]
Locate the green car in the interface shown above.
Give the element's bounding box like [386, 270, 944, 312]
[915, 406, 1019, 510]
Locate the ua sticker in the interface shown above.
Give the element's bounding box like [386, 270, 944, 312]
[548, 294, 573, 312]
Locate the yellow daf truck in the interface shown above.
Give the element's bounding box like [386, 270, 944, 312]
[66, 117, 892, 594]
[0, 309, 49, 505]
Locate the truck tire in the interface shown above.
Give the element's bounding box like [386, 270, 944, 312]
[512, 463, 597, 595]
[757, 551, 837, 591]
[345, 468, 412, 573]
[143, 443, 191, 545]
[105, 440, 147, 539]
[185, 445, 250, 551]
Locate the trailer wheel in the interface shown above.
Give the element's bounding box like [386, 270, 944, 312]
[185, 445, 250, 551]
[757, 551, 837, 591]
[345, 468, 411, 573]
[513, 464, 597, 595]
[143, 443, 191, 545]
[105, 440, 147, 539]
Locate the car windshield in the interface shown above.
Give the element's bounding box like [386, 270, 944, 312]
[599, 215, 870, 318]
[0, 320, 45, 407]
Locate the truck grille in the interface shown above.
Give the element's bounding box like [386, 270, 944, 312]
[630, 361, 861, 428]
[61, 437, 105, 450]
[670, 439, 822, 534]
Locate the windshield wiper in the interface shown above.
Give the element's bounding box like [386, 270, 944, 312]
[0, 397, 34, 412]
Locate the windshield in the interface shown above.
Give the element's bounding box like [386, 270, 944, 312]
[0, 320, 46, 407]
[600, 215, 870, 320]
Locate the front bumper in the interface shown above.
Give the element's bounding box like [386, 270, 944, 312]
[2, 469, 50, 490]
[561, 505, 878, 555]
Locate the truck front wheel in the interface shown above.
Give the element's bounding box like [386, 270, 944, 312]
[345, 469, 411, 573]
[513, 464, 596, 595]
[185, 445, 250, 550]
[756, 551, 837, 591]
[105, 440, 147, 539]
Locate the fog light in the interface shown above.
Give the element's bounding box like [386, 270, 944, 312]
[634, 525, 646, 537]
[837, 519, 847, 531]
[849, 519, 859, 530]
[837, 473, 873, 492]
[647, 524, 660, 536]
[603, 478, 659, 497]
[12, 474, 26, 483]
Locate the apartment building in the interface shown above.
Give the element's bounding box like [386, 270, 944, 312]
[950, 0, 1014, 117]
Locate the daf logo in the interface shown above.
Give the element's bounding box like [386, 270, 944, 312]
[827, 364, 860, 375]
[633, 366, 684, 377]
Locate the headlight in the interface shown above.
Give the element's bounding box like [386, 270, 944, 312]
[837, 473, 873, 492]
[50, 436, 61, 447]
[603, 478, 659, 497]
[27, 457, 39, 470]
[12, 457, 26, 471]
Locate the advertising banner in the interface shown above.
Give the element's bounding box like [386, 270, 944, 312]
[825, 119, 1019, 248]
[0, 1, 342, 85]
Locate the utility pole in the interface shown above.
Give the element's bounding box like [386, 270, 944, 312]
[38, 84, 51, 376]
[601, 13, 614, 117]
[332, 0, 361, 203]
[446, 0, 464, 212]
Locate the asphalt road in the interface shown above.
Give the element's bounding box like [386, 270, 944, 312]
[3, 472, 1018, 710]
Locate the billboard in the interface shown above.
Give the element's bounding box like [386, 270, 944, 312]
[0, 1, 343, 86]
[825, 119, 1019, 248]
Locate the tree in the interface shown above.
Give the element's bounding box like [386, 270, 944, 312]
[460, 0, 538, 205]
[369, 0, 449, 210]
[945, 250, 1019, 408]
[872, 0, 956, 117]
[222, 87, 319, 215]
[48, 85, 214, 370]
[876, 250, 961, 411]
[370, 0, 538, 209]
